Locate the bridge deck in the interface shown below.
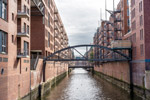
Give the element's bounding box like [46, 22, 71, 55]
[68, 66, 94, 68]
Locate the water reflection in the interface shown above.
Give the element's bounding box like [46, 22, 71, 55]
[42, 68, 141, 100]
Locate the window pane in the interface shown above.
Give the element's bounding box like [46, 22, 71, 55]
[0, 0, 2, 18]
[0, 31, 7, 53]
[4, 4, 6, 20]
[0, 31, 2, 52]
[4, 32, 6, 46]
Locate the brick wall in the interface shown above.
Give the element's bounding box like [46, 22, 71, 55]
[94, 61, 130, 83]
[31, 59, 68, 89]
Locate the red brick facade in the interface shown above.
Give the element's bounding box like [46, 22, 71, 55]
[0, 0, 69, 100]
[93, 0, 150, 88]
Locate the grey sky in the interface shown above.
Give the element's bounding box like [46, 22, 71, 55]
[55, 0, 120, 56]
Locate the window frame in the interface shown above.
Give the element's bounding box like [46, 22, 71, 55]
[0, 30, 7, 54]
[0, 0, 7, 21]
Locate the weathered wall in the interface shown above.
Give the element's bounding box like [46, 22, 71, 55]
[94, 61, 130, 83]
[31, 59, 68, 91]
[94, 61, 150, 99]
[31, 59, 43, 89]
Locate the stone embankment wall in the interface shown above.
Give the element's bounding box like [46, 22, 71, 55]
[94, 61, 150, 99]
[20, 59, 69, 100]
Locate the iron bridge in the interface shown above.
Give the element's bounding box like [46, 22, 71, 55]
[43, 44, 132, 82]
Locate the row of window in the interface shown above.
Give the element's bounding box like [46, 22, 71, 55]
[131, 15, 143, 31]
[131, 1, 143, 19]
[24, 23, 30, 34]
[127, 29, 143, 42]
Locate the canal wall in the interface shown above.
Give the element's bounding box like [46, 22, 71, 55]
[18, 59, 69, 100]
[94, 61, 150, 99]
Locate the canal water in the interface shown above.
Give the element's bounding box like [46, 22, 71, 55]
[41, 68, 142, 100]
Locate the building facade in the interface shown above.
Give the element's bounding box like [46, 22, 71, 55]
[0, 0, 69, 100]
[0, 0, 31, 100]
[93, 0, 150, 90]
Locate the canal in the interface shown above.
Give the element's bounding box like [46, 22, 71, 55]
[40, 68, 142, 100]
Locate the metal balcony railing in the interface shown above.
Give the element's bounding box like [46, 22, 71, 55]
[17, 48, 29, 58]
[17, 6, 30, 18]
[17, 27, 30, 38]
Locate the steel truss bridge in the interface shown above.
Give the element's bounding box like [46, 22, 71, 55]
[43, 44, 132, 82]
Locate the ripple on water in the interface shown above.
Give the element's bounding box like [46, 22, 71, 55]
[44, 68, 142, 100]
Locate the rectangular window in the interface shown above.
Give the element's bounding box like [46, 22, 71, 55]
[131, 8, 135, 19]
[12, 35, 14, 43]
[140, 44, 144, 56]
[0, 30, 7, 53]
[0, 0, 7, 20]
[48, 13, 50, 27]
[12, 13, 14, 21]
[140, 15, 143, 26]
[127, 19, 130, 26]
[133, 47, 136, 57]
[139, 1, 142, 12]
[48, 0, 50, 8]
[131, 0, 135, 7]
[27, 8, 29, 15]
[24, 5, 26, 13]
[140, 29, 143, 40]
[48, 32, 50, 47]
[24, 41, 29, 56]
[127, 8, 129, 16]
[127, 0, 129, 6]
[27, 25, 29, 34]
[132, 21, 136, 31]
[24, 23, 26, 33]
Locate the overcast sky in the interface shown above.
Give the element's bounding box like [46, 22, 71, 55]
[55, 0, 120, 56]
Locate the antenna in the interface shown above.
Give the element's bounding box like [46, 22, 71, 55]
[105, 0, 107, 20]
[100, 8, 102, 21]
[113, 0, 115, 11]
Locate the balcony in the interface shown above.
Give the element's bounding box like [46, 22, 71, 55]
[17, 27, 30, 38]
[17, 49, 29, 58]
[54, 8, 58, 14]
[17, 7, 30, 18]
[54, 16, 58, 22]
[54, 25, 58, 30]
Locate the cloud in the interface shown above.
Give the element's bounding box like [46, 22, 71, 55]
[55, 0, 120, 56]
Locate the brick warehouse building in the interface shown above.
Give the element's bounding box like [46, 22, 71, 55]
[94, 0, 150, 97]
[31, 0, 69, 59]
[0, 0, 69, 100]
